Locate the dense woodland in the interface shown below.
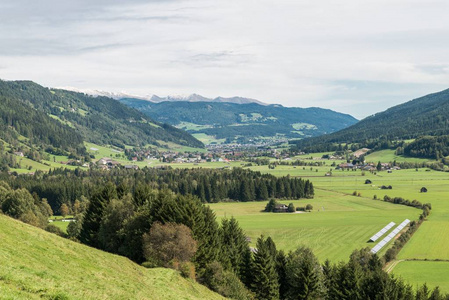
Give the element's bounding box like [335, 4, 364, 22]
[0, 80, 203, 152]
[293, 88, 449, 154]
[399, 135, 449, 159]
[120, 99, 357, 143]
[0, 167, 313, 213]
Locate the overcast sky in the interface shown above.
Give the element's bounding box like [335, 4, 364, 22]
[1, 0, 449, 119]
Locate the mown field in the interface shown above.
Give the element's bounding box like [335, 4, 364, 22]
[175, 154, 449, 292]
[392, 261, 449, 292]
[0, 214, 223, 300]
[209, 189, 419, 262]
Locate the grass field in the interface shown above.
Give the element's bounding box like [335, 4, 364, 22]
[192, 133, 226, 145]
[179, 153, 449, 291]
[392, 261, 449, 292]
[0, 214, 223, 300]
[364, 149, 432, 163]
[209, 189, 419, 262]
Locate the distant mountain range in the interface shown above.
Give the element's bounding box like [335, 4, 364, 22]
[119, 99, 358, 145]
[294, 88, 449, 152]
[61, 87, 267, 105]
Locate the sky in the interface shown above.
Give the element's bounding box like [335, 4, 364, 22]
[1, 0, 449, 119]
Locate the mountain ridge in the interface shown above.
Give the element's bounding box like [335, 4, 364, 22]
[120, 99, 358, 145]
[60, 87, 267, 105]
[293, 88, 449, 152]
[0, 80, 204, 155]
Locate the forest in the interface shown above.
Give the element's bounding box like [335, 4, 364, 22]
[0, 167, 314, 213]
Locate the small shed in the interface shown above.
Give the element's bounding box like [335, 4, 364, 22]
[365, 179, 372, 184]
[420, 187, 428, 193]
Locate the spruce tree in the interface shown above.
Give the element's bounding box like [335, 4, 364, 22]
[79, 182, 117, 247]
[251, 235, 279, 300]
[285, 246, 324, 300]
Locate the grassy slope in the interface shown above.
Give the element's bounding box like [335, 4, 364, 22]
[0, 214, 223, 300]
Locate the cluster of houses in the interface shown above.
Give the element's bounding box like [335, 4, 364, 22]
[97, 157, 139, 170]
[336, 162, 401, 172]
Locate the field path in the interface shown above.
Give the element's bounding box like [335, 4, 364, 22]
[384, 259, 404, 273]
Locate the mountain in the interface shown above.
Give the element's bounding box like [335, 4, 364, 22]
[293, 88, 449, 152]
[119, 99, 358, 144]
[62, 87, 267, 105]
[146, 94, 267, 105]
[0, 80, 204, 154]
[0, 214, 224, 299]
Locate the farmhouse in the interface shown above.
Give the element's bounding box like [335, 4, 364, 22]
[337, 163, 354, 169]
[125, 165, 139, 170]
[274, 203, 288, 213]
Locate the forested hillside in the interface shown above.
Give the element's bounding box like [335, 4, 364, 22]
[294, 88, 449, 152]
[0, 92, 85, 156]
[0, 80, 203, 151]
[119, 99, 357, 144]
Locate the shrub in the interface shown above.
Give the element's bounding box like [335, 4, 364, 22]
[179, 261, 196, 279]
[143, 222, 197, 268]
[202, 261, 253, 300]
[45, 224, 66, 237]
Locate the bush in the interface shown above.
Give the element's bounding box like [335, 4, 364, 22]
[352, 191, 357, 196]
[287, 203, 295, 213]
[202, 261, 253, 300]
[45, 224, 66, 237]
[305, 204, 313, 211]
[143, 222, 197, 268]
[179, 261, 196, 279]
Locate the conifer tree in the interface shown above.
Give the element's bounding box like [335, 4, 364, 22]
[251, 235, 280, 300]
[285, 246, 324, 300]
[79, 182, 117, 247]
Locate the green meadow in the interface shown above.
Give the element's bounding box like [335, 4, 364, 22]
[392, 261, 449, 292]
[0, 214, 224, 300]
[183, 154, 449, 292]
[209, 189, 419, 262]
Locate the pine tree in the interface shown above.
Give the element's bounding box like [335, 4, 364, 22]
[251, 235, 279, 300]
[285, 246, 324, 300]
[220, 217, 251, 280]
[79, 182, 117, 247]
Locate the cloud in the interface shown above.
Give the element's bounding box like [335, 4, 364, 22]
[1, 0, 449, 118]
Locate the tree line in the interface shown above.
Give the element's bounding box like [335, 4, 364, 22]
[0, 167, 314, 213]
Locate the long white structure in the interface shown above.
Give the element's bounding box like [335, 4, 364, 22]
[369, 222, 396, 242]
[371, 219, 411, 254]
